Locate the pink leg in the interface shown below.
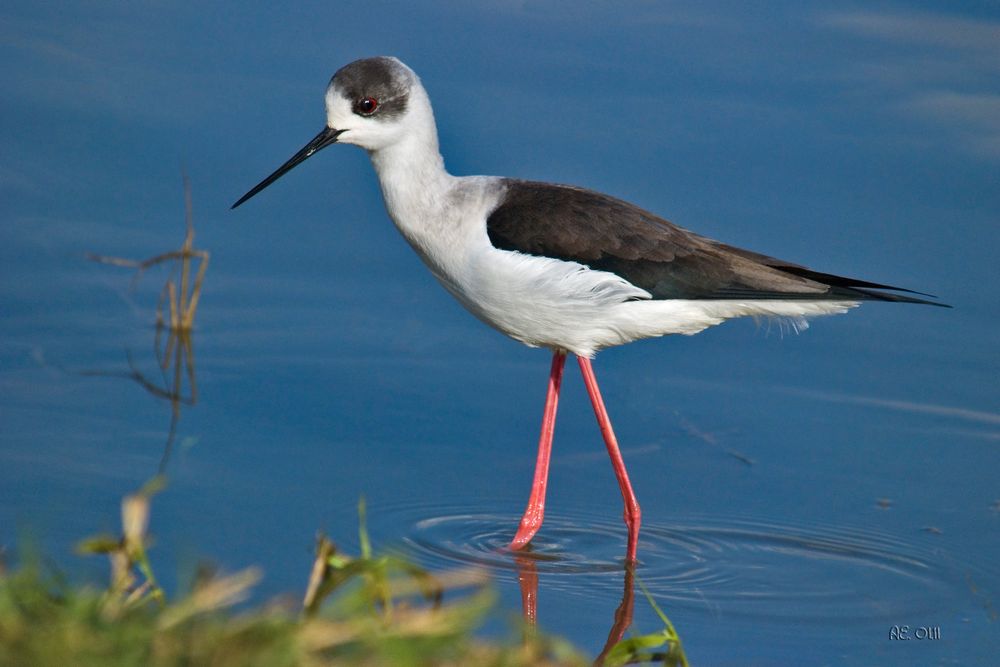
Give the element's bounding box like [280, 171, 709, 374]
[577, 356, 642, 563]
[510, 350, 567, 550]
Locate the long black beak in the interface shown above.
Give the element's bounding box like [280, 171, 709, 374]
[231, 126, 344, 209]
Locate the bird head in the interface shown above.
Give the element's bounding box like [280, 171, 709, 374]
[232, 56, 429, 209]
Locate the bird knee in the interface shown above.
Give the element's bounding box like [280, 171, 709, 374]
[623, 501, 641, 526]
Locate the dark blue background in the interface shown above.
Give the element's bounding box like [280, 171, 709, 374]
[3, 2, 998, 663]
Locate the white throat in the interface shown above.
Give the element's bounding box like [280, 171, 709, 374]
[367, 87, 455, 245]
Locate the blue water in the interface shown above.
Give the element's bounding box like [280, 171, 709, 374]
[3, 2, 998, 664]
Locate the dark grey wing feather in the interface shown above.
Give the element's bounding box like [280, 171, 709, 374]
[486, 179, 947, 307]
[713, 243, 939, 297]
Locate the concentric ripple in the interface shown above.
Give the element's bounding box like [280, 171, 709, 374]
[369, 502, 979, 622]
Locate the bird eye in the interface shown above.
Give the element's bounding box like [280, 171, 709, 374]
[355, 97, 379, 115]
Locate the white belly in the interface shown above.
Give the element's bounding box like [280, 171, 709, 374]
[427, 244, 858, 357]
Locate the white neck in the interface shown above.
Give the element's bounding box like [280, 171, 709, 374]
[370, 134, 450, 219]
[367, 87, 454, 242]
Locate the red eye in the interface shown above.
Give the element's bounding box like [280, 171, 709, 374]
[356, 97, 379, 114]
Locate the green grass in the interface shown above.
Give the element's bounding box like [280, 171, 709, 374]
[0, 481, 687, 666]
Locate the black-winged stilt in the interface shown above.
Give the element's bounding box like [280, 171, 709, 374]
[233, 57, 945, 563]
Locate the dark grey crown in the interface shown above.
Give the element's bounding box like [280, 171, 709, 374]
[331, 56, 412, 120]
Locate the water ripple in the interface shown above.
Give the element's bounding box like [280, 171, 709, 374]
[370, 502, 980, 622]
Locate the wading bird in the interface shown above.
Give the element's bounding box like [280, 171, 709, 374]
[233, 57, 944, 562]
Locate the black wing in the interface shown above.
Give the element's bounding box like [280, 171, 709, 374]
[486, 179, 946, 306]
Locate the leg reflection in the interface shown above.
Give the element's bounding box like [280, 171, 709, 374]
[594, 563, 635, 666]
[514, 552, 539, 627]
[512, 553, 637, 665]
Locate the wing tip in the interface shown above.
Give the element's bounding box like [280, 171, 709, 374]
[848, 286, 951, 308]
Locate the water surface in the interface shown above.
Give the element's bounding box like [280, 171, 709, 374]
[3, 2, 998, 664]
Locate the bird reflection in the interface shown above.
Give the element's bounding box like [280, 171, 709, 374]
[594, 564, 636, 665]
[512, 552, 687, 666]
[513, 552, 634, 664]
